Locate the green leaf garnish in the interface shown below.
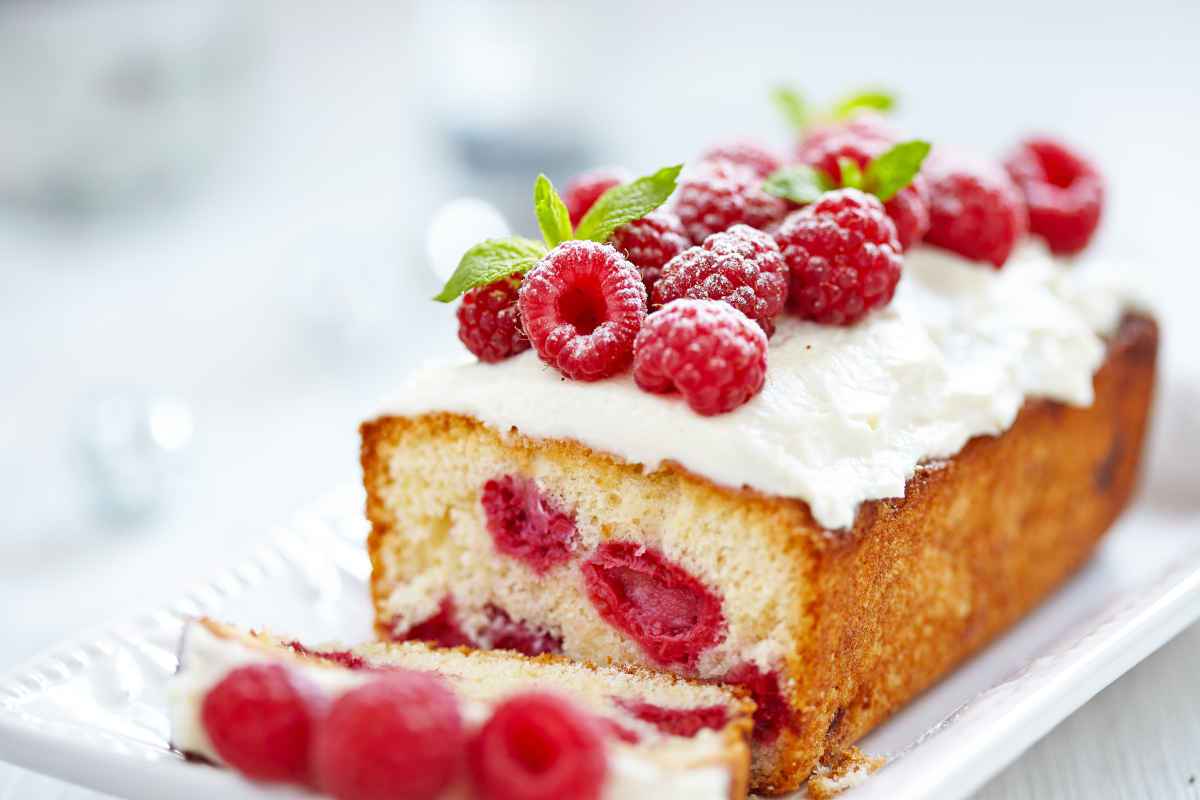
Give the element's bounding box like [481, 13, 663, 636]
[864, 140, 931, 202]
[762, 165, 834, 205]
[831, 88, 896, 120]
[771, 85, 809, 132]
[533, 174, 572, 248]
[574, 164, 683, 243]
[433, 236, 546, 303]
[837, 157, 864, 190]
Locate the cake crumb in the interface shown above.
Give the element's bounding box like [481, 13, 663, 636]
[807, 746, 885, 799]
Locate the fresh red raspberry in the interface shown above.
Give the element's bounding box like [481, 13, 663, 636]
[481, 604, 564, 656]
[581, 540, 726, 667]
[467, 692, 608, 800]
[518, 241, 647, 381]
[200, 664, 321, 785]
[393, 596, 472, 648]
[802, 132, 931, 250]
[924, 155, 1028, 268]
[881, 173, 931, 251]
[600, 718, 641, 744]
[674, 160, 789, 243]
[285, 641, 369, 671]
[794, 112, 898, 163]
[563, 168, 630, 227]
[775, 189, 903, 325]
[481, 474, 577, 573]
[614, 699, 729, 738]
[610, 209, 690, 296]
[457, 277, 529, 363]
[1003, 136, 1103, 255]
[699, 140, 782, 178]
[723, 663, 794, 744]
[314, 673, 465, 800]
[651, 226, 788, 336]
[633, 299, 768, 416]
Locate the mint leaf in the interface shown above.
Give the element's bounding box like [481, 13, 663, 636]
[864, 140, 931, 202]
[574, 164, 682, 243]
[837, 157, 864, 190]
[771, 85, 809, 132]
[763, 165, 834, 205]
[533, 174, 572, 248]
[831, 89, 896, 120]
[433, 236, 546, 303]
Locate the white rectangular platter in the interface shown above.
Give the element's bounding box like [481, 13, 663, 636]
[1, 482, 1198, 800]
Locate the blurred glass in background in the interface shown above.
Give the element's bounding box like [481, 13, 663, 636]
[0, 0, 260, 216]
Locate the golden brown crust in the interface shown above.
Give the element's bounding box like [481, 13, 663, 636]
[361, 314, 1158, 796]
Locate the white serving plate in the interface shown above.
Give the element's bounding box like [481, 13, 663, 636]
[1, 480, 1198, 800]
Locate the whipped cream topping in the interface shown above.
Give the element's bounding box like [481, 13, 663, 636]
[168, 624, 731, 800]
[385, 242, 1135, 530]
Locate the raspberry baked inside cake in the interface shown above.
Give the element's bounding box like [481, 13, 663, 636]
[365, 114, 1157, 794]
[169, 618, 754, 800]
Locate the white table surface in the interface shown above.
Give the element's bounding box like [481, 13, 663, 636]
[2, 1, 1198, 797]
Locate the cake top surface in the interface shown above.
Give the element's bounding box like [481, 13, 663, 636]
[383, 242, 1134, 529]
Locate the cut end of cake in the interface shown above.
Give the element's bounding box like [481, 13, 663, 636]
[169, 618, 754, 800]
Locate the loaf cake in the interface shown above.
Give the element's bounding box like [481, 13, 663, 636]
[169, 618, 754, 799]
[362, 123, 1155, 794]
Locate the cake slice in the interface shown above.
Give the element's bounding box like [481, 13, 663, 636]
[169, 618, 754, 800]
[361, 240, 1157, 794]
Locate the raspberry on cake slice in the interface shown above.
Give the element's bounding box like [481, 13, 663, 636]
[170, 618, 755, 800]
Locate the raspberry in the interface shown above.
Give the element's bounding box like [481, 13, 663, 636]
[1004, 136, 1103, 255]
[563, 168, 630, 227]
[467, 692, 608, 800]
[775, 188, 903, 325]
[200, 664, 321, 785]
[457, 277, 529, 363]
[633, 299, 768, 416]
[482, 604, 564, 656]
[614, 699, 729, 738]
[518, 241, 647, 381]
[924, 155, 1028, 268]
[794, 112, 898, 163]
[581, 540, 725, 668]
[881, 173, 931, 251]
[481, 474, 577, 573]
[802, 131, 931, 250]
[285, 641, 369, 670]
[699, 140, 782, 178]
[651, 225, 788, 335]
[394, 596, 472, 648]
[723, 663, 793, 744]
[600, 718, 641, 744]
[609, 210, 690, 296]
[674, 160, 789, 243]
[313, 673, 464, 800]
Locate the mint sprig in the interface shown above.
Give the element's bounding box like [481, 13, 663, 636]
[773, 84, 898, 133]
[770, 86, 810, 131]
[435, 164, 682, 303]
[762, 139, 931, 206]
[433, 237, 546, 303]
[762, 165, 833, 205]
[864, 140, 931, 201]
[534, 174, 572, 248]
[574, 164, 682, 243]
[830, 89, 896, 121]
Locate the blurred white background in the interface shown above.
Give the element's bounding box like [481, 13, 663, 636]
[1, 0, 1198, 797]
